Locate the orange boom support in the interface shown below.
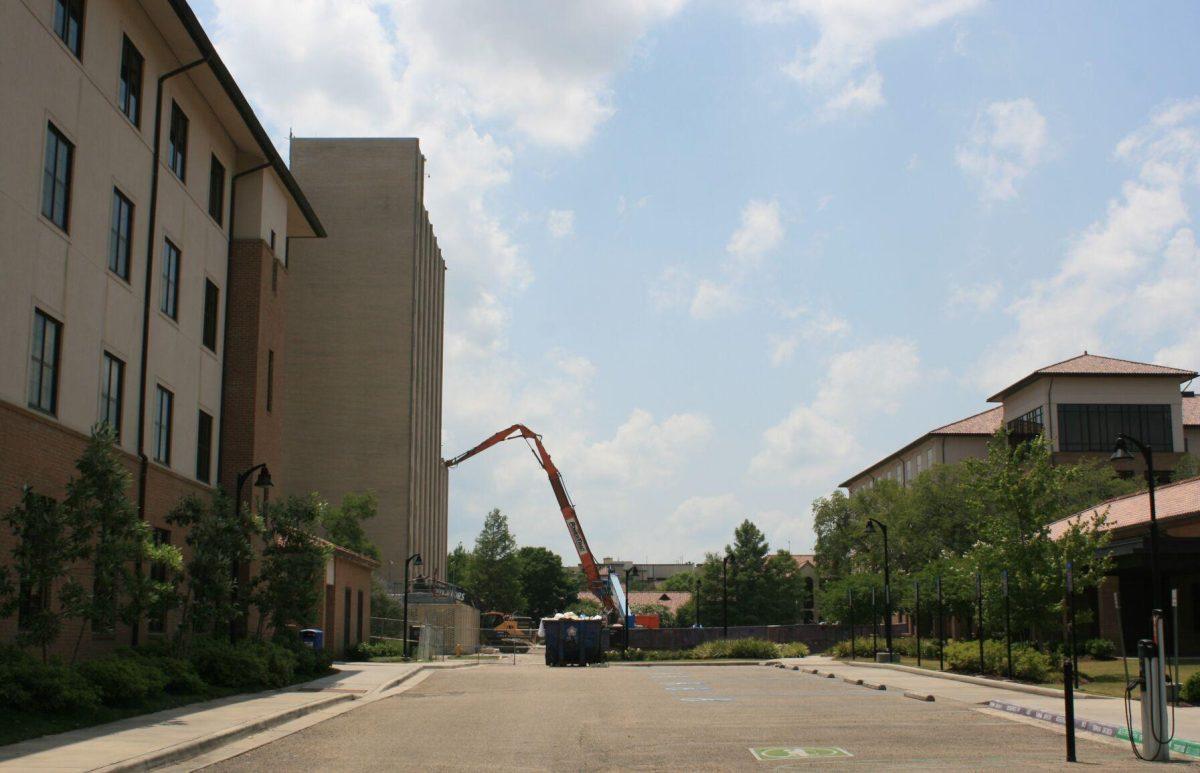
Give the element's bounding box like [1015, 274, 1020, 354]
[445, 424, 615, 616]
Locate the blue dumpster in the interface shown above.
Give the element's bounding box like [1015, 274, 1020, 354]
[541, 618, 605, 667]
[300, 628, 324, 650]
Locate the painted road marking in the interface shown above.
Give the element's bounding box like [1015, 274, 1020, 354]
[666, 686, 711, 691]
[680, 697, 733, 702]
[749, 747, 853, 761]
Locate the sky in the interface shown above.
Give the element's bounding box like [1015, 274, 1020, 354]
[193, 0, 1200, 564]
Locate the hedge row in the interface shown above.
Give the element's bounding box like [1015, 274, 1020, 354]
[0, 639, 334, 714]
[620, 638, 809, 661]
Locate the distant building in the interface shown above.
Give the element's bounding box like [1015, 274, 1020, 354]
[792, 554, 819, 622]
[842, 353, 1199, 494]
[594, 559, 696, 587]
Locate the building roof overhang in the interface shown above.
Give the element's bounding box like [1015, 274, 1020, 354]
[986, 353, 1195, 403]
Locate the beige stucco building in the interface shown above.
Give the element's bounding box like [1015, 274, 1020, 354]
[284, 138, 449, 585]
[0, 0, 323, 653]
[842, 353, 1199, 494]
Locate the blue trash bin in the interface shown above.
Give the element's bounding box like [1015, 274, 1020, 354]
[300, 628, 324, 650]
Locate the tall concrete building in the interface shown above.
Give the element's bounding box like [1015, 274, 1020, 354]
[0, 0, 324, 653]
[284, 139, 448, 584]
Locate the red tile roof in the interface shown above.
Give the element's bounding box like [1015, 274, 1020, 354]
[792, 554, 816, 569]
[988, 353, 1196, 402]
[1185, 395, 1199, 426]
[1048, 476, 1200, 539]
[839, 406, 1001, 488]
[579, 590, 694, 614]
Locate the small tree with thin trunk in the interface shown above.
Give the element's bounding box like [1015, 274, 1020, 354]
[254, 495, 329, 641]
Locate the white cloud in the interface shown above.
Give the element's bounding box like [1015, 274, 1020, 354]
[648, 265, 694, 311]
[547, 209, 576, 238]
[956, 98, 1048, 202]
[690, 280, 743, 319]
[946, 280, 1002, 315]
[726, 199, 785, 273]
[749, 0, 982, 117]
[751, 339, 921, 485]
[768, 312, 849, 366]
[976, 98, 1200, 391]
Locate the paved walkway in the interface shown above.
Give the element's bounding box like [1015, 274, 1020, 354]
[0, 661, 470, 772]
[791, 656, 1200, 757]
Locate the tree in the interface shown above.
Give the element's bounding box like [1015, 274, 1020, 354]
[1171, 453, 1200, 482]
[660, 570, 696, 592]
[0, 487, 81, 661]
[65, 426, 180, 657]
[515, 546, 576, 620]
[632, 602, 675, 627]
[447, 543, 472, 588]
[467, 509, 524, 612]
[320, 491, 379, 559]
[254, 495, 330, 641]
[166, 492, 258, 645]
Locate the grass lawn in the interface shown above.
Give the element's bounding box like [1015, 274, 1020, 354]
[843, 654, 1198, 701]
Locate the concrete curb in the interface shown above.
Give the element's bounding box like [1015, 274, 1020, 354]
[986, 699, 1200, 759]
[833, 660, 1093, 700]
[609, 660, 766, 667]
[904, 691, 935, 702]
[843, 677, 863, 685]
[372, 661, 475, 695]
[862, 682, 886, 691]
[96, 692, 354, 773]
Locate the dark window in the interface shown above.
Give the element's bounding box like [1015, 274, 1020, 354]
[1058, 404, 1173, 453]
[161, 239, 180, 319]
[1006, 405, 1044, 445]
[343, 587, 351, 651]
[356, 590, 364, 643]
[148, 528, 171, 633]
[99, 352, 124, 439]
[118, 36, 143, 126]
[168, 102, 188, 180]
[269, 229, 276, 251]
[196, 410, 213, 483]
[42, 124, 73, 231]
[153, 385, 173, 464]
[28, 309, 62, 415]
[108, 188, 133, 279]
[271, 260, 278, 294]
[53, 0, 84, 57]
[202, 279, 219, 351]
[266, 349, 274, 412]
[208, 155, 225, 224]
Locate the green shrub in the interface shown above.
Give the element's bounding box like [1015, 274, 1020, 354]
[292, 644, 335, 677]
[78, 655, 170, 707]
[188, 638, 297, 690]
[349, 639, 406, 661]
[1182, 671, 1200, 705]
[829, 638, 875, 658]
[778, 642, 810, 658]
[0, 647, 100, 713]
[943, 640, 1051, 682]
[1085, 638, 1116, 660]
[692, 638, 780, 660]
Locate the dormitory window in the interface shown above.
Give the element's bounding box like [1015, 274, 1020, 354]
[28, 309, 62, 415]
[208, 155, 225, 224]
[196, 410, 213, 483]
[161, 239, 180, 319]
[42, 124, 74, 231]
[1058, 404, 1173, 453]
[118, 36, 143, 126]
[269, 230, 276, 251]
[271, 260, 278, 294]
[53, 0, 84, 58]
[202, 279, 219, 351]
[99, 352, 124, 439]
[148, 528, 171, 633]
[109, 188, 133, 280]
[266, 350, 274, 412]
[168, 102, 188, 181]
[153, 386, 173, 464]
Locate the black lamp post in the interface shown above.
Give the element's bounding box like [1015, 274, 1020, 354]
[694, 576, 701, 628]
[1111, 433, 1161, 612]
[722, 553, 734, 638]
[865, 518, 893, 660]
[402, 552, 423, 658]
[231, 464, 272, 641]
[624, 565, 638, 650]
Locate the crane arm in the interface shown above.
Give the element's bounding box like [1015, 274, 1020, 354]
[445, 424, 614, 615]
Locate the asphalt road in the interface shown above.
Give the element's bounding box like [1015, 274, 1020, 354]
[208, 660, 1154, 771]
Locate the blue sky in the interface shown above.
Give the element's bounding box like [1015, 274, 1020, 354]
[196, 0, 1200, 563]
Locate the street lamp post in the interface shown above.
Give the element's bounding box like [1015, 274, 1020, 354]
[231, 464, 272, 641]
[722, 554, 734, 638]
[402, 553, 423, 659]
[624, 565, 639, 651]
[865, 518, 893, 661]
[694, 576, 701, 628]
[1111, 434, 1161, 611]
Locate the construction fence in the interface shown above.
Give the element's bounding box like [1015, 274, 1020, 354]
[370, 598, 483, 657]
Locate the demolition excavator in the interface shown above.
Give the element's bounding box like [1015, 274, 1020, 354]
[445, 424, 623, 622]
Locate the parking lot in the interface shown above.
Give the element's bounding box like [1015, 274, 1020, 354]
[205, 658, 1159, 771]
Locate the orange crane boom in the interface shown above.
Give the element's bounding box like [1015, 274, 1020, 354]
[445, 424, 615, 616]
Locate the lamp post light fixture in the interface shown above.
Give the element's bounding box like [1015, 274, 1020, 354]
[864, 518, 893, 661]
[624, 565, 639, 650]
[1111, 433, 1162, 612]
[722, 553, 734, 638]
[402, 553, 423, 659]
[230, 463, 272, 642]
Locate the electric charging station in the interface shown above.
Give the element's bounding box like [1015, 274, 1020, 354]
[1136, 612, 1170, 762]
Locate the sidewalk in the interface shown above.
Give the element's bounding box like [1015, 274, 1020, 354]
[787, 655, 1200, 758]
[0, 660, 470, 772]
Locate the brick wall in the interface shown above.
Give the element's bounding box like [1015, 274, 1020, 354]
[322, 547, 376, 656]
